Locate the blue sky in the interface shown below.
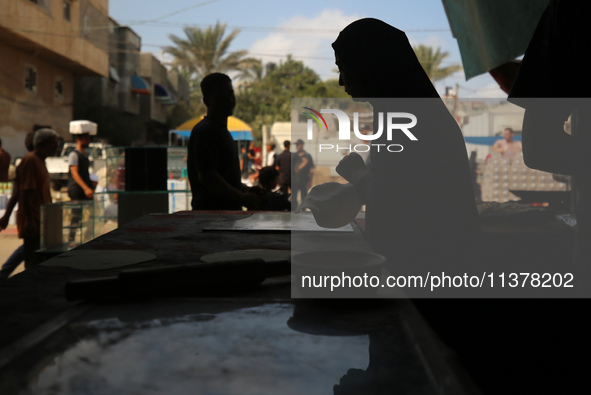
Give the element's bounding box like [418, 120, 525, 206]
[109, 0, 505, 98]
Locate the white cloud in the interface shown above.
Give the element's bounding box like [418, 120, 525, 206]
[249, 9, 360, 80]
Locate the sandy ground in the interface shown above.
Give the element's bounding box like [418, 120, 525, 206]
[0, 225, 25, 278]
[0, 188, 79, 279]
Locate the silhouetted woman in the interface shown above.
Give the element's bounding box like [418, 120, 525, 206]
[331, 17, 491, 391]
[332, 18, 480, 276]
[332, 18, 589, 394]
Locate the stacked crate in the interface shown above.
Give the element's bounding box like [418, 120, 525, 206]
[481, 152, 568, 202]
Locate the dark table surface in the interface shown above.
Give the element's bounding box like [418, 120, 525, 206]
[0, 211, 480, 395]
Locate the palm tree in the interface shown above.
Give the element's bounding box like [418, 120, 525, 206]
[412, 44, 462, 82]
[164, 22, 258, 83]
[237, 59, 265, 84]
[169, 66, 206, 115]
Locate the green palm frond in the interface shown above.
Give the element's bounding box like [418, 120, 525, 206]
[412, 44, 463, 82]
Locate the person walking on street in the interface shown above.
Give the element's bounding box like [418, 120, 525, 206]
[0, 138, 11, 182]
[292, 139, 314, 208]
[67, 132, 94, 201]
[275, 140, 292, 196]
[266, 143, 278, 167]
[0, 132, 35, 279]
[67, 129, 95, 243]
[15, 129, 58, 267]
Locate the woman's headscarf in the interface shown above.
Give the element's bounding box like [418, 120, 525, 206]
[332, 18, 438, 98]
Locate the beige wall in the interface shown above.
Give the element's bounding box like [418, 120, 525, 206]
[0, 0, 112, 156]
[0, 42, 73, 158]
[0, 0, 108, 77]
[89, 0, 109, 14]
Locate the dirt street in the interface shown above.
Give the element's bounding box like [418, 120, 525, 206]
[0, 225, 24, 278]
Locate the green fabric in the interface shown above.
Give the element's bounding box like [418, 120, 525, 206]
[442, 0, 550, 79]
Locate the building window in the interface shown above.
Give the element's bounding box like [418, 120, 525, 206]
[24, 65, 37, 93]
[28, 0, 51, 12]
[54, 77, 64, 100]
[63, 1, 71, 22]
[108, 66, 120, 83]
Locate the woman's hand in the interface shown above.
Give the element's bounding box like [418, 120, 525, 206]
[336, 153, 368, 185]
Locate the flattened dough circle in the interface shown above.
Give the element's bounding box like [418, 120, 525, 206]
[200, 249, 291, 263]
[41, 250, 156, 270]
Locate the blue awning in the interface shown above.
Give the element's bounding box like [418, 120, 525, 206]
[464, 135, 522, 146]
[132, 75, 150, 94]
[154, 83, 168, 97]
[171, 130, 253, 141]
[154, 83, 177, 105]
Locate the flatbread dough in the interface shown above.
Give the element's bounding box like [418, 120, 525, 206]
[41, 250, 156, 270]
[296, 182, 362, 228]
[200, 249, 290, 263]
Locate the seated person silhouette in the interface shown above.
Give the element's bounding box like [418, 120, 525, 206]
[187, 73, 260, 210]
[247, 166, 290, 211]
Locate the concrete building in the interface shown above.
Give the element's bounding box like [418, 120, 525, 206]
[0, 0, 109, 158]
[139, 53, 188, 145]
[74, 27, 189, 146]
[73, 22, 145, 146]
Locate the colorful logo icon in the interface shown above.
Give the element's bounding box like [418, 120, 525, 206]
[302, 107, 328, 132]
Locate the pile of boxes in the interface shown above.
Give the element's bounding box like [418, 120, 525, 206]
[481, 152, 568, 203]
